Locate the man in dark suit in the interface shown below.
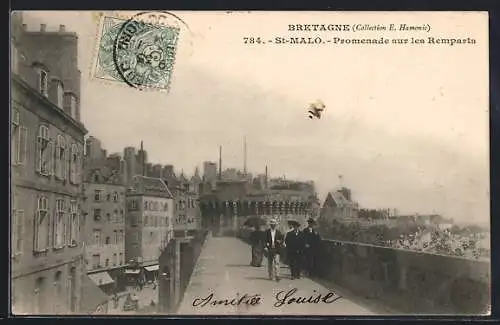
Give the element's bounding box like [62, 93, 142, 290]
[264, 219, 284, 282]
[302, 217, 322, 277]
[285, 220, 305, 279]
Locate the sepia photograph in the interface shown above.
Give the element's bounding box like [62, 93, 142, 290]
[10, 10, 490, 316]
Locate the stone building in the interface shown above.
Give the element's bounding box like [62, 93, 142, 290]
[82, 143, 127, 294]
[199, 177, 318, 236]
[124, 176, 174, 283]
[10, 14, 104, 314]
[171, 170, 202, 236]
[318, 187, 360, 232]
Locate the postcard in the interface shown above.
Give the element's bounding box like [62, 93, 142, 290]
[10, 10, 490, 316]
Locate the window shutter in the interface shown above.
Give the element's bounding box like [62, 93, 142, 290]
[34, 211, 39, 252]
[12, 209, 18, 255]
[48, 140, 54, 176]
[18, 127, 27, 165]
[35, 139, 41, 173]
[70, 145, 75, 184]
[16, 210, 24, 253]
[64, 204, 69, 246]
[64, 142, 69, 181]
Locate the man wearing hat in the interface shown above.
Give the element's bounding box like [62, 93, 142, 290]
[285, 219, 305, 279]
[264, 218, 285, 282]
[302, 217, 322, 277]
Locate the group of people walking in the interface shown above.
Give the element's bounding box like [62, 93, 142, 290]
[249, 217, 322, 282]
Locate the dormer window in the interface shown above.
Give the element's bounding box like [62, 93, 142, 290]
[39, 70, 48, 97]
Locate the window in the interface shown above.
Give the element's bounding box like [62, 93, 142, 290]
[114, 210, 118, 223]
[70, 144, 78, 184]
[34, 196, 50, 252]
[105, 258, 109, 267]
[114, 230, 118, 244]
[113, 192, 118, 202]
[119, 253, 124, 265]
[112, 253, 117, 266]
[11, 109, 27, 165]
[12, 209, 24, 255]
[93, 229, 101, 246]
[144, 215, 148, 227]
[93, 208, 101, 221]
[68, 267, 77, 312]
[36, 125, 52, 176]
[94, 190, 103, 202]
[106, 212, 111, 221]
[54, 199, 66, 248]
[69, 201, 78, 246]
[34, 277, 46, 314]
[57, 83, 64, 109]
[119, 230, 124, 244]
[39, 70, 48, 97]
[105, 236, 110, 245]
[92, 254, 100, 268]
[70, 96, 77, 119]
[53, 271, 63, 313]
[106, 193, 111, 201]
[163, 202, 168, 211]
[144, 201, 148, 210]
[131, 214, 138, 226]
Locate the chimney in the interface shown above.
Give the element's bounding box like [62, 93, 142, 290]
[59, 25, 66, 32]
[40, 24, 46, 32]
[218, 146, 222, 180]
[265, 165, 268, 189]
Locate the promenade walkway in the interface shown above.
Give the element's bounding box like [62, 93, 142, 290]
[177, 236, 376, 315]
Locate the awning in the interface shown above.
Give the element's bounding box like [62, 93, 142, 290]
[144, 264, 159, 272]
[124, 269, 141, 274]
[88, 271, 114, 286]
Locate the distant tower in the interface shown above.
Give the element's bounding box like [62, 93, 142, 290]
[243, 136, 247, 175]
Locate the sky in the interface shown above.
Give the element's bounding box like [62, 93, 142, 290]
[21, 11, 490, 225]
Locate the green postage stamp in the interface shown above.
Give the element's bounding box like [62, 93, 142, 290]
[92, 11, 181, 92]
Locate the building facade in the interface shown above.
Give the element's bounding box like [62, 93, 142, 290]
[82, 176, 126, 293]
[124, 176, 174, 281]
[199, 177, 319, 236]
[11, 15, 89, 314]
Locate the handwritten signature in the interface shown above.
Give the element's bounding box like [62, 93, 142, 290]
[192, 293, 261, 307]
[274, 288, 342, 307]
[191, 288, 342, 308]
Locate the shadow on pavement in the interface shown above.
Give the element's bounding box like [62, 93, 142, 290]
[244, 276, 274, 281]
[310, 276, 397, 315]
[226, 263, 253, 267]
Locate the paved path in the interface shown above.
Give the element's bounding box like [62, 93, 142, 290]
[177, 237, 376, 315]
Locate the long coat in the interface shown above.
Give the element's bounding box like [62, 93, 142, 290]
[285, 229, 305, 256]
[301, 227, 322, 274]
[264, 228, 284, 255]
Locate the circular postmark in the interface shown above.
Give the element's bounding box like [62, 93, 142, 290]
[112, 11, 188, 91]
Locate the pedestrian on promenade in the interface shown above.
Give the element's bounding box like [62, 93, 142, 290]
[285, 220, 305, 279]
[302, 217, 321, 277]
[250, 224, 264, 267]
[264, 219, 284, 282]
